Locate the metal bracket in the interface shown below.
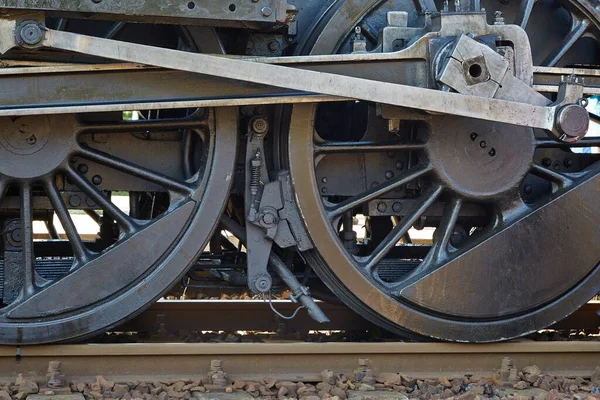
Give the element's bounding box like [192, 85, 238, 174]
[245, 117, 273, 294]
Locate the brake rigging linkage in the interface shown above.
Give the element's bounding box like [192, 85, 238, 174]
[221, 214, 329, 324]
[242, 116, 329, 323]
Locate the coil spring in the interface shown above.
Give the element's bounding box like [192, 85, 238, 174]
[250, 150, 262, 196]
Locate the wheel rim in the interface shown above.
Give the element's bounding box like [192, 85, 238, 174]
[0, 23, 236, 344]
[288, 0, 600, 342]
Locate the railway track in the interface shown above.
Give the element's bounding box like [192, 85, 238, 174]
[117, 300, 600, 336]
[1, 342, 599, 399]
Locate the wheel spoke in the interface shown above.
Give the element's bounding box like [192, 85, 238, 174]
[75, 145, 194, 195]
[64, 166, 137, 234]
[327, 165, 432, 219]
[530, 163, 573, 187]
[361, 185, 443, 273]
[542, 19, 590, 67]
[514, 0, 536, 28]
[412, 197, 462, 275]
[44, 177, 92, 266]
[20, 184, 35, 299]
[315, 141, 425, 154]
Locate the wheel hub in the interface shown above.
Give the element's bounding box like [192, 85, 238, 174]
[427, 119, 535, 200]
[0, 115, 74, 179]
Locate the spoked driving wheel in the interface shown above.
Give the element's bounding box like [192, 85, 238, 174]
[0, 24, 236, 344]
[288, 0, 600, 342]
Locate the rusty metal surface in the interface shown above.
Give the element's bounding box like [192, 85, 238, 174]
[0, 342, 598, 382]
[118, 300, 599, 334]
[0, 0, 296, 27]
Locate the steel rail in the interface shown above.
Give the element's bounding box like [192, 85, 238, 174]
[0, 342, 598, 382]
[119, 300, 600, 334]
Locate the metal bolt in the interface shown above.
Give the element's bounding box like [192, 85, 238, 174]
[268, 40, 281, 52]
[564, 158, 573, 168]
[321, 187, 328, 194]
[10, 227, 21, 244]
[392, 202, 402, 213]
[262, 212, 276, 225]
[19, 22, 44, 45]
[211, 359, 223, 369]
[371, 181, 379, 188]
[27, 135, 36, 145]
[358, 358, 370, 366]
[552, 161, 561, 171]
[488, 148, 496, 157]
[321, 177, 328, 184]
[479, 140, 487, 149]
[78, 164, 89, 174]
[542, 158, 552, 167]
[385, 171, 394, 180]
[92, 175, 103, 185]
[523, 185, 532, 194]
[251, 117, 269, 135]
[377, 202, 387, 213]
[69, 195, 81, 207]
[396, 161, 404, 170]
[261, 6, 273, 17]
[470, 132, 478, 141]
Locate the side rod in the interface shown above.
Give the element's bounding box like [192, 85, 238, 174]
[0, 19, 560, 131]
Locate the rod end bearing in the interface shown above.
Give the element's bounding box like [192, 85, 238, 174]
[554, 103, 589, 143]
[15, 20, 45, 48]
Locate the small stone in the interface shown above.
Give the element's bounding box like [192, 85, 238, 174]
[113, 384, 129, 397]
[97, 377, 116, 392]
[331, 387, 347, 400]
[158, 391, 168, 400]
[546, 389, 561, 400]
[522, 366, 542, 376]
[44, 391, 55, 396]
[225, 387, 233, 393]
[317, 383, 333, 392]
[277, 387, 288, 399]
[469, 376, 482, 384]
[525, 375, 539, 384]
[357, 384, 375, 391]
[171, 381, 186, 392]
[592, 368, 600, 386]
[18, 379, 39, 395]
[15, 392, 26, 400]
[276, 381, 296, 390]
[513, 381, 530, 390]
[90, 391, 104, 400]
[0, 390, 10, 400]
[233, 380, 246, 390]
[377, 374, 401, 386]
[303, 396, 320, 400]
[245, 383, 256, 392]
[438, 378, 452, 388]
[263, 377, 277, 389]
[322, 370, 335, 385]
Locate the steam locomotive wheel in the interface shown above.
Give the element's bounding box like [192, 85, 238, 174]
[0, 25, 236, 344]
[288, 0, 600, 341]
